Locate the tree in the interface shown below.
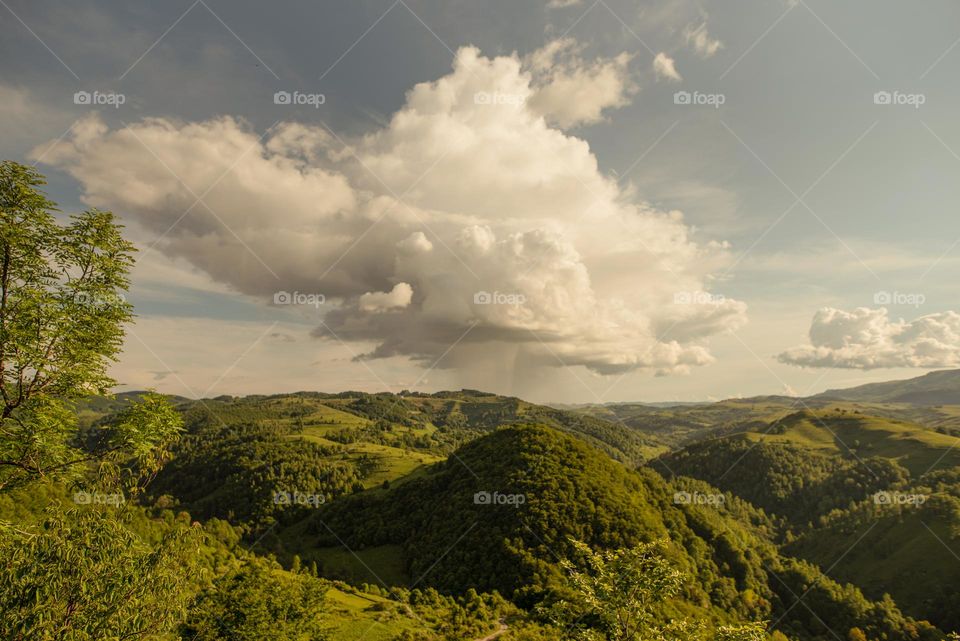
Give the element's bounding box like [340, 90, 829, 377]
[547, 539, 766, 641]
[0, 160, 157, 492]
[0, 508, 200, 641]
[0, 161, 195, 638]
[181, 556, 328, 640]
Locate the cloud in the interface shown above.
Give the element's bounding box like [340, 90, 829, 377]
[546, 0, 582, 7]
[524, 38, 637, 128]
[779, 307, 960, 369]
[684, 23, 723, 58]
[0, 84, 76, 157]
[359, 283, 414, 312]
[652, 52, 682, 82]
[397, 231, 433, 254]
[33, 42, 744, 379]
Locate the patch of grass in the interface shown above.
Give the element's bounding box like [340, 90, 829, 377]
[324, 585, 422, 640]
[744, 410, 960, 476]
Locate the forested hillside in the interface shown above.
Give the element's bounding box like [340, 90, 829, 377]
[658, 408, 960, 629]
[55, 375, 960, 640]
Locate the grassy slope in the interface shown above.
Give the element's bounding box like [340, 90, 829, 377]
[734, 409, 960, 476]
[324, 585, 423, 640]
[657, 408, 960, 629]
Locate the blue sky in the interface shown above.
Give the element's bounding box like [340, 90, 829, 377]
[3, 0, 959, 402]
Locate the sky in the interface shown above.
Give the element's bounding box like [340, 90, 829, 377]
[2, 0, 959, 403]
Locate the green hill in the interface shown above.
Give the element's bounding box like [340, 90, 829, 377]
[299, 424, 938, 640]
[657, 408, 960, 631]
[786, 469, 960, 631]
[77, 389, 960, 640]
[658, 409, 960, 526]
[138, 390, 658, 541]
[661, 408, 960, 482]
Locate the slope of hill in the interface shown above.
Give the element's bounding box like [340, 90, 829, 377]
[118, 390, 658, 541]
[814, 369, 960, 405]
[733, 409, 960, 477]
[786, 476, 960, 631]
[658, 409, 960, 524]
[297, 424, 939, 640]
[87, 389, 662, 465]
[569, 370, 960, 445]
[657, 407, 960, 630]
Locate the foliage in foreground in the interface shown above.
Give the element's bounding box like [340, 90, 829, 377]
[0, 161, 194, 640]
[546, 539, 766, 641]
[182, 556, 329, 641]
[0, 508, 200, 641]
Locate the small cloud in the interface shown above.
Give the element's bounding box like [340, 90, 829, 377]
[684, 23, 723, 59]
[150, 370, 178, 382]
[269, 332, 296, 342]
[653, 52, 682, 82]
[547, 0, 582, 7]
[525, 38, 637, 128]
[359, 282, 414, 312]
[779, 307, 960, 369]
[397, 231, 433, 254]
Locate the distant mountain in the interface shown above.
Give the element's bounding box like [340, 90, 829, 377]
[567, 371, 960, 447]
[813, 369, 960, 405]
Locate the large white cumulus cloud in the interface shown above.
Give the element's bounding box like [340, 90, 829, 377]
[33, 42, 745, 376]
[779, 307, 960, 369]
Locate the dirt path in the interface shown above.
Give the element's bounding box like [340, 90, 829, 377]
[474, 621, 508, 641]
